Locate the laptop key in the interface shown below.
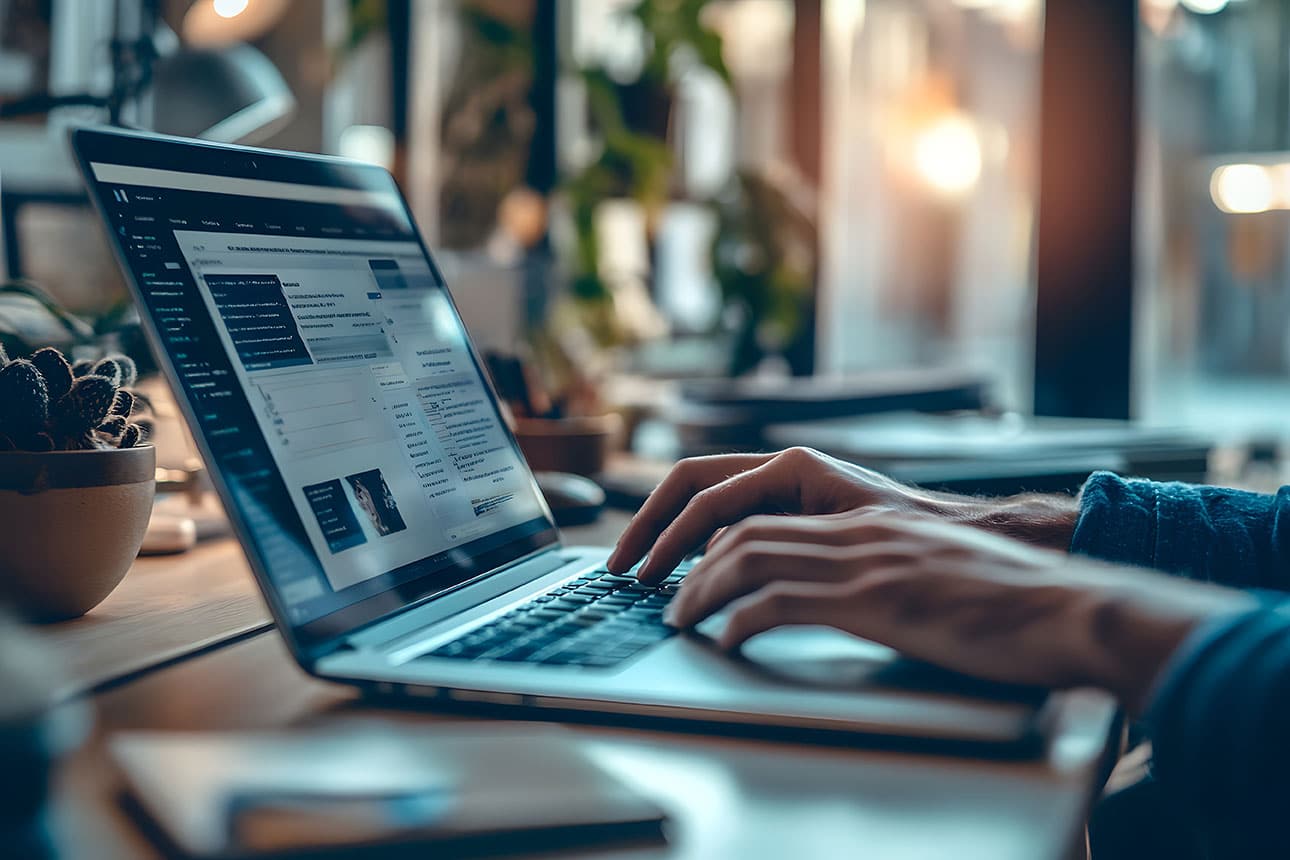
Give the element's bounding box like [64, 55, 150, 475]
[570, 653, 624, 668]
[535, 651, 581, 666]
[423, 574, 687, 668]
[492, 645, 543, 661]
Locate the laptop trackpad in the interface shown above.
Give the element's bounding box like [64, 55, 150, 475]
[693, 617, 1045, 702]
[694, 616, 896, 685]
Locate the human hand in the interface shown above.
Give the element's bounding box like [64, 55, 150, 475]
[607, 448, 1079, 583]
[665, 510, 1256, 714]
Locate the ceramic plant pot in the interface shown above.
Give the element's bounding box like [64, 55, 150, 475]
[0, 446, 155, 621]
[514, 414, 623, 477]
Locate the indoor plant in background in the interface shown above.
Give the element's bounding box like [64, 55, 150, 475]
[558, 0, 730, 348]
[0, 346, 154, 621]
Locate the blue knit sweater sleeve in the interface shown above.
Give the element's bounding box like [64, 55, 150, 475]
[1070, 472, 1290, 853]
[1070, 471, 1290, 588]
[1143, 603, 1290, 855]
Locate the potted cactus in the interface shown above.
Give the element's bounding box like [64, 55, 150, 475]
[0, 346, 155, 621]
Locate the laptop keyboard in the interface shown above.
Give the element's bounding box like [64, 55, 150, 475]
[423, 565, 690, 669]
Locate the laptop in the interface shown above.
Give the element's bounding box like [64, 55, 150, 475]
[72, 127, 1049, 752]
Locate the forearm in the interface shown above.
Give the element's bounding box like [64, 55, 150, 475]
[918, 492, 1080, 551]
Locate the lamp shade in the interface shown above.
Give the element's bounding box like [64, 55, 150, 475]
[149, 43, 295, 144]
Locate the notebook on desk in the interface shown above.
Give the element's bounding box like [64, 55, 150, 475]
[112, 724, 667, 859]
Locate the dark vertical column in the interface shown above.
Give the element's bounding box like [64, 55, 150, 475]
[388, 0, 410, 186]
[389, 0, 410, 141]
[523, 0, 559, 331]
[787, 0, 822, 376]
[790, 0, 822, 186]
[526, 0, 558, 194]
[1033, 0, 1138, 418]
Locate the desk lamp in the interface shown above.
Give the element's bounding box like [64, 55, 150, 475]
[0, 0, 294, 277]
[0, 0, 294, 144]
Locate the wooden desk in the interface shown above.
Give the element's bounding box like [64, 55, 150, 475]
[50, 513, 1118, 860]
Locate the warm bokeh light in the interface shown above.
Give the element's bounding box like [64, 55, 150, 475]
[183, 0, 286, 47]
[913, 114, 983, 197]
[1180, 0, 1229, 13]
[338, 124, 395, 169]
[213, 0, 250, 18]
[1211, 164, 1275, 214]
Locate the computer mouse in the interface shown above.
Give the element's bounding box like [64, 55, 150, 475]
[534, 471, 606, 527]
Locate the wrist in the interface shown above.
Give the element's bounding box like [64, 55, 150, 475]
[1074, 574, 1258, 715]
[924, 494, 1080, 550]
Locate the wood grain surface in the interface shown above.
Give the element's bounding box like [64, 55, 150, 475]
[35, 510, 633, 695]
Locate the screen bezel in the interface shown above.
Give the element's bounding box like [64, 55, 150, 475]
[70, 126, 561, 663]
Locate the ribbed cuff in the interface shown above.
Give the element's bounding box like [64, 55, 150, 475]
[1071, 471, 1159, 569]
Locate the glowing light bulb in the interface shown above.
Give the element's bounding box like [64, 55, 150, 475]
[913, 114, 983, 197]
[213, 0, 250, 19]
[1211, 164, 1274, 214]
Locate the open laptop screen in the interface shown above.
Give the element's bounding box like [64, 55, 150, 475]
[73, 130, 558, 653]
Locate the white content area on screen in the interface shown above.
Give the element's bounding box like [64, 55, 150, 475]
[170, 229, 544, 593]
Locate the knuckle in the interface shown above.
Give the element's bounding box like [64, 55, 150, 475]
[738, 513, 781, 536]
[674, 456, 705, 475]
[932, 543, 973, 563]
[664, 458, 702, 489]
[847, 568, 906, 602]
[691, 483, 723, 505]
[759, 582, 800, 614]
[672, 487, 714, 523]
[723, 541, 757, 570]
[723, 604, 757, 638]
[732, 591, 779, 626]
[721, 518, 758, 546]
[847, 508, 903, 534]
[840, 540, 901, 563]
[820, 543, 859, 567]
[855, 505, 898, 522]
[684, 485, 724, 520]
[780, 446, 823, 467]
[735, 540, 778, 566]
